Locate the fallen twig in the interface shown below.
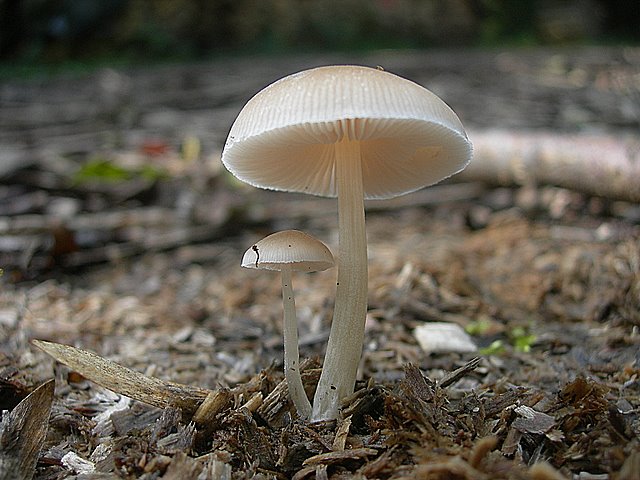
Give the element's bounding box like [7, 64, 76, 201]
[32, 340, 211, 415]
[464, 129, 640, 201]
[438, 357, 482, 388]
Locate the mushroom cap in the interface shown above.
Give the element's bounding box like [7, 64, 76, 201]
[222, 65, 472, 200]
[242, 230, 334, 272]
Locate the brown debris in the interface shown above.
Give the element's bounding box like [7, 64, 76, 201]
[528, 461, 569, 480]
[618, 451, 640, 480]
[332, 415, 352, 451]
[512, 406, 556, 435]
[401, 363, 436, 403]
[439, 356, 482, 388]
[2, 47, 640, 479]
[302, 447, 378, 467]
[193, 388, 233, 428]
[160, 452, 203, 480]
[468, 435, 498, 469]
[257, 359, 320, 428]
[0, 379, 55, 480]
[411, 455, 490, 480]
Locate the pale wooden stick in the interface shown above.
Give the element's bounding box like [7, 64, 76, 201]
[33, 340, 211, 415]
[463, 129, 640, 201]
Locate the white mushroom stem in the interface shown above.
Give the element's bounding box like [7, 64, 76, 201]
[312, 136, 368, 421]
[281, 266, 312, 419]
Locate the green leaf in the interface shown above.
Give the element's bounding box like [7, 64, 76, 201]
[73, 158, 132, 183]
[510, 326, 536, 353]
[73, 158, 167, 184]
[465, 318, 493, 336]
[479, 340, 505, 356]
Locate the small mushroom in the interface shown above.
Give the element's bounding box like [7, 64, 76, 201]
[242, 230, 334, 419]
[223, 65, 472, 420]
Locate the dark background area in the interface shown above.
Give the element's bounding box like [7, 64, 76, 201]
[1, 0, 638, 67]
[1, 2, 639, 478]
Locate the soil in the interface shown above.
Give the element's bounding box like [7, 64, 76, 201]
[0, 47, 639, 479]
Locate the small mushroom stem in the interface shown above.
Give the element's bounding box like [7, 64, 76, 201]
[281, 266, 313, 419]
[312, 135, 368, 421]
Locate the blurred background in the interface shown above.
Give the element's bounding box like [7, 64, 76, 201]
[1, 0, 638, 66]
[1, 7, 639, 480]
[0, 0, 638, 279]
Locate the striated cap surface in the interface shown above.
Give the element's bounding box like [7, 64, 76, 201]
[242, 230, 334, 272]
[222, 65, 472, 199]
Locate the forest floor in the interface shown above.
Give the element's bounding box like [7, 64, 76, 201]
[0, 46, 639, 479]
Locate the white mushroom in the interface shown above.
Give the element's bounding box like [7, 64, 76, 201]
[223, 65, 472, 420]
[242, 230, 334, 419]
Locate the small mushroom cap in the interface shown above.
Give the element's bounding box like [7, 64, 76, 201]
[222, 65, 472, 200]
[242, 230, 335, 272]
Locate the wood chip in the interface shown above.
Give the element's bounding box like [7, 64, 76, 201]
[156, 423, 196, 455]
[160, 452, 202, 480]
[401, 364, 435, 402]
[192, 388, 232, 428]
[439, 357, 482, 388]
[60, 451, 95, 474]
[0, 379, 55, 480]
[241, 392, 263, 413]
[501, 426, 523, 456]
[302, 447, 378, 467]
[512, 405, 556, 434]
[256, 359, 319, 427]
[332, 415, 352, 451]
[199, 453, 233, 480]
